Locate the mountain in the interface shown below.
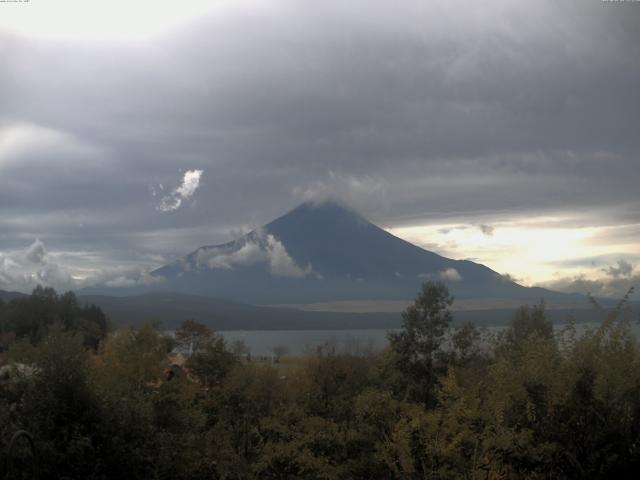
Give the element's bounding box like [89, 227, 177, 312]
[0, 289, 27, 302]
[78, 291, 401, 330]
[77, 291, 609, 331]
[145, 201, 578, 305]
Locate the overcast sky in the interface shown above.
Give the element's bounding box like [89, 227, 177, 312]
[0, 0, 639, 297]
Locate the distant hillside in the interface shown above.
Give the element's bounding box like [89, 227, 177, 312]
[1, 288, 628, 331]
[77, 291, 615, 331]
[0, 289, 27, 302]
[78, 292, 400, 330]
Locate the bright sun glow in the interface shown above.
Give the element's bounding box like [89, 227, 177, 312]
[0, 0, 232, 41]
[387, 219, 640, 286]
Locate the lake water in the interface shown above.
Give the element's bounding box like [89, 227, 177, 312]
[219, 321, 640, 356]
[220, 329, 393, 356]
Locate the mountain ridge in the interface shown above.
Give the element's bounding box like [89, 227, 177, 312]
[76, 291, 613, 330]
[146, 200, 580, 305]
[0, 289, 28, 302]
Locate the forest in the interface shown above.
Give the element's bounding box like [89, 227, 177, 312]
[0, 283, 639, 479]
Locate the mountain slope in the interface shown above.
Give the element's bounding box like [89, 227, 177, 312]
[78, 292, 612, 331]
[0, 289, 28, 302]
[78, 291, 400, 330]
[149, 201, 574, 304]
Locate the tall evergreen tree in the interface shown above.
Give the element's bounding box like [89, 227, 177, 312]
[388, 281, 453, 407]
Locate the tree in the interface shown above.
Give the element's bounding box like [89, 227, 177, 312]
[503, 301, 552, 349]
[187, 335, 238, 386]
[451, 321, 482, 365]
[175, 319, 213, 354]
[272, 345, 288, 362]
[1, 287, 109, 349]
[230, 339, 250, 357]
[19, 326, 103, 479]
[388, 281, 453, 407]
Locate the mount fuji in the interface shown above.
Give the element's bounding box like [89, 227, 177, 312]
[144, 201, 570, 305]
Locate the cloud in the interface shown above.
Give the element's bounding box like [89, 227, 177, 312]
[542, 274, 639, 300]
[157, 169, 203, 212]
[34, 262, 76, 288]
[0, 239, 165, 293]
[194, 229, 312, 278]
[439, 268, 462, 282]
[101, 270, 165, 288]
[265, 234, 313, 278]
[0, 240, 76, 292]
[418, 268, 462, 282]
[501, 272, 522, 284]
[0, 0, 638, 288]
[540, 260, 638, 299]
[0, 255, 25, 288]
[479, 224, 494, 236]
[25, 239, 47, 264]
[603, 259, 633, 278]
[197, 239, 266, 270]
[292, 171, 389, 216]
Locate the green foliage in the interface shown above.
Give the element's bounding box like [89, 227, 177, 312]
[301, 348, 376, 420]
[17, 327, 103, 479]
[388, 281, 453, 406]
[1, 286, 640, 478]
[504, 301, 553, 349]
[451, 320, 483, 365]
[175, 318, 213, 354]
[0, 286, 109, 349]
[186, 335, 238, 387]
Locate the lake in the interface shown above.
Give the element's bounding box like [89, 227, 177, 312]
[218, 321, 640, 356]
[219, 329, 393, 356]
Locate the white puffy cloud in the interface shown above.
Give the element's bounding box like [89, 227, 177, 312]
[0, 240, 75, 292]
[440, 268, 462, 282]
[501, 272, 523, 284]
[197, 240, 266, 270]
[157, 169, 203, 212]
[265, 235, 312, 278]
[194, 230, 312, 278]
[0, 239, 165, 293]
[25, 238, 47, 264]
[0, 255, 24, 288]
[418, 268, 462, 282]
[36, 262, 75, 286]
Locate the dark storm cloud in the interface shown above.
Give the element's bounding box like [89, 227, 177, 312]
[1, 0, 639, 290]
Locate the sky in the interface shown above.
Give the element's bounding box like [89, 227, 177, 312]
[0, 0, 639, 298]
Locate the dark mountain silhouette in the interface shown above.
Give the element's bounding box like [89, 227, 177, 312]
[77, 291, 609, 331]
[78, 291, 400, 330]
[145, 201, 578, 305]
[0, 289, 27, 303]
